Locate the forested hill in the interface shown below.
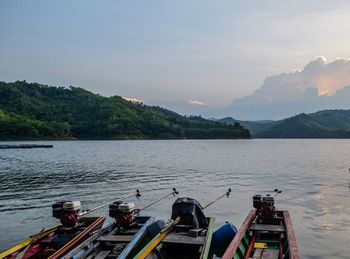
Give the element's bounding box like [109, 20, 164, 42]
[219, 110, 350, 138]
[0, 81, 250, 140]
[254, 110, 350, 138]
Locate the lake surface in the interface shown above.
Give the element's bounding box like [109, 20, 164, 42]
[0, 139, 349, 258]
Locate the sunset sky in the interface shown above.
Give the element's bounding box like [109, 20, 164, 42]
[1, 1, 350, 119]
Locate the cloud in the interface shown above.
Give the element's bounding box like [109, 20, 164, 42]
[122, 97, 143, 103]
[230, 57, 350, 120]
[187, 99, 205, 105]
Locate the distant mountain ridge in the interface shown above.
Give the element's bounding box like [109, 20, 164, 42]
[218, 110, 350, 138]
[0, 81, 250, 140]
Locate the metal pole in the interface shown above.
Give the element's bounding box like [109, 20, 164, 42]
[80, 190, 141, 216]
[139, 188, 178, 212]
[203, 188, 231, 210]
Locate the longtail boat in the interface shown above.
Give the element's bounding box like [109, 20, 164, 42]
[63, 189, 180, 259]
[0, 201, 105, 259]
[64, 214, 160, 259]
[221, 193, 299, 259]
[135, 197, 216, 259]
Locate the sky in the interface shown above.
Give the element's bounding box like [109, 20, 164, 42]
[1, 1, 350, 120]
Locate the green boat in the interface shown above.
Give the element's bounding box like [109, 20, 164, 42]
[220, 194, 300, 259]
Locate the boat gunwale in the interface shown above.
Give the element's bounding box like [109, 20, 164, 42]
[48, 216, 106, 259]
[222, 209, 300, 259]
[0, 216, 105, 259]
[63, 215, 156, 259]
[283, 211, 300, 259]
[200, 217, 215, 259]
[0, 225, 60, 258]
[117, 215, 156, 259]
[222, 210, 256, 259]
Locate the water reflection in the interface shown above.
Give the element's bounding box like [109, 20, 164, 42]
[0, 140, 350, 258]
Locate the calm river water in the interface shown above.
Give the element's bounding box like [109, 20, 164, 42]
[0, 140, 349, 258]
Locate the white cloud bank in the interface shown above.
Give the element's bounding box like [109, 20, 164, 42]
[230, 57, 350, 120]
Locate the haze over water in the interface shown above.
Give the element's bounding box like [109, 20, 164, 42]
[0, 139, 349, 258]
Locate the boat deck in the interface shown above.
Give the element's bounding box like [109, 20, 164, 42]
[252, 248, 279, 259]
[162, 232, 205, 245]
[97, 235, 134, 242]
[250, 223, 285, 232]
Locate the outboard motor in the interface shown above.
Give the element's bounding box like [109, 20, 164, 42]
[253, 194, 262, 210]
[261, 195, 275, 218]
[171, 197, 208, 230]
[109, 202, 137, 227]
[52, 201, 81, 228]
[52, 201, 68, 218]
[253, 194, 276, 219]
[109, 200, 123, 218]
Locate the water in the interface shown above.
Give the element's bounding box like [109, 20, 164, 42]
[0, 139, 349, 258]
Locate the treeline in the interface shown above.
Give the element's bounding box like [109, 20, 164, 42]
[219, 110, 350, 138]
[254, 112, 350, 138]
[0, 81, 250, 140]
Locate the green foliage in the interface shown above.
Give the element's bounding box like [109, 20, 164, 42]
[254, 110, 350, 138]
[0, 81, 250, 140]
[219, 110, 350, 138]
[0, 108, 5, 118]
[218, 117, 278, 136]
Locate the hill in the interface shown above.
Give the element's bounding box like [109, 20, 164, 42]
[218, 117, 276, 136]
[218, 110, 350, 138]
[255, 110, 350, 138]
[0, 81, 250, 140]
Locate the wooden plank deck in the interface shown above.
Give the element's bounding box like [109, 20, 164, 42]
[252, 249, 279, 259]
[261, 249, 279, 259]
[249, 224, 285, 232]
[252, 249, 263, 259]
[94, 250, 111, 259]
[162, 232, 205, 245]
[97, 235, 134, 242]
